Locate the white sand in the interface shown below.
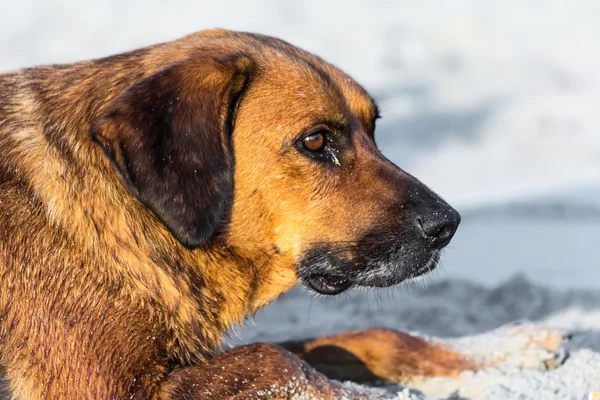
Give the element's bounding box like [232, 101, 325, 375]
[237, 275, 600, 399]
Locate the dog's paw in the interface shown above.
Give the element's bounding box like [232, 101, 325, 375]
[407, 323, 569, 398]
[447, 322, 568, 371]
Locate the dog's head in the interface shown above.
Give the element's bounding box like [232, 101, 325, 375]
[92, 30, 460, 303]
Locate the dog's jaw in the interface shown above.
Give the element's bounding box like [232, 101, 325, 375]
[246, 254, 299, 313]
[296, 241, 444, 296]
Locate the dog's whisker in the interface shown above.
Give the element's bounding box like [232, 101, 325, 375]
[303, 297, 314, 334]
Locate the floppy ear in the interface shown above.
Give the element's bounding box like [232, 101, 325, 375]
[91, 55, 254, 248]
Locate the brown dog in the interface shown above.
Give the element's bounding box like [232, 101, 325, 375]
[0, 29, 474, 399]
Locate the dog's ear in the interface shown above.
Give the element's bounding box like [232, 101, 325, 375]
[91, 55, 254, 248]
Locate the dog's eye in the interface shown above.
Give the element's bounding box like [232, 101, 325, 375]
[303, 132, 326, 152]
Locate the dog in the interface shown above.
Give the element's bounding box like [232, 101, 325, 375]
[0, 29, 482, 399]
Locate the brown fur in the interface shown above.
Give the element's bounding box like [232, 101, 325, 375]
[0, 29, 473, 399]
[280, 329, 478, 383]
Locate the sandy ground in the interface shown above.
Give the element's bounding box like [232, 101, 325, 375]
[236, 274, 600, 399]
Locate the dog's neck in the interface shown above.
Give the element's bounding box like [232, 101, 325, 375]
[2, 61, 293, 363]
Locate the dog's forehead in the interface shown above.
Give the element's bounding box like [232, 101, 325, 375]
[254, 50, 377, 129]
[177, 30, 378, 132]
[220, 31, 378, 126]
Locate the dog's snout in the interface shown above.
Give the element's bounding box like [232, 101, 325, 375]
[416, 207, 461, 248]
[397, 172, 461, 249]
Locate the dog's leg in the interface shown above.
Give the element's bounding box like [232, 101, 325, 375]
[278, 328, 480, 383]
[158, 343, 374, 400]
[278, 325, 567, 391]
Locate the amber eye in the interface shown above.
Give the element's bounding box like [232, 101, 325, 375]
[303, 132, 326, 152]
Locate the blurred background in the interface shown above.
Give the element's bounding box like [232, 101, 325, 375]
[3, 0, 599, 341]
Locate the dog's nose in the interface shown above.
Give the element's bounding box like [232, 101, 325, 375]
[416, 208, 461, 249]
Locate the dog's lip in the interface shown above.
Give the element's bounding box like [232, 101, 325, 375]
[304, 273, 352, 295]
[305, 251, 441, 292]
[406, 251, 440, 280]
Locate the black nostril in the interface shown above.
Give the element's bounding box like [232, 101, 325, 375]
[435, 223, 454, 244]
[418, 209, 461, 249]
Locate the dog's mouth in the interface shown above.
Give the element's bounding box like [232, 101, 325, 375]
[304, 273, 353, 295]
[406, 251, 440, 280]
[299, 250, 442, 296]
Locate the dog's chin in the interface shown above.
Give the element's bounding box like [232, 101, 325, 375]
[303, 273, 353, 295]
[299, 251, 441, 296]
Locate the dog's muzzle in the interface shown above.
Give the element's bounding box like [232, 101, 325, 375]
[297, 178, 461, 295]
